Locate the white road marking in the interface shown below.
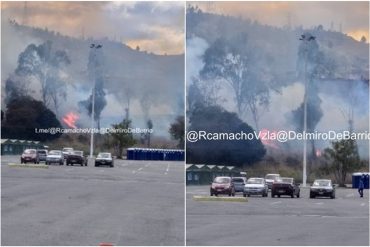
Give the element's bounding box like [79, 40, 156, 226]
[138, 167, 143, 171]
[360, 203, 365, 206]
[132, 170, 136, 174]
[321, 215, 368, 219]
[165, 163, 170, 174]
[271, 201, 282, 205]
[145, 164, 149, 168]
[315, 202, 324, 205]
[303, 214, 321, 217]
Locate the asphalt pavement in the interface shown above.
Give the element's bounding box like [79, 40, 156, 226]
[186, 185, 369, 246]
[1, 155, 185, 246]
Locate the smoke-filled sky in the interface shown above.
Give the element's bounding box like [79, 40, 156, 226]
[1, 1, 184, 55]
[193, 1, 369, 41]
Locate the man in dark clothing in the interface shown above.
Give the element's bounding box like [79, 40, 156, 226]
[358, 175, 365, 198]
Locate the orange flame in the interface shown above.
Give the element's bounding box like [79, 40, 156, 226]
[62, 112, 79, 129]
[259, 128, 279, 149]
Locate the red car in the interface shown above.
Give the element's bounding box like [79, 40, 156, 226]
[21, 149, 40, 164]
[210, 176, 235, 196]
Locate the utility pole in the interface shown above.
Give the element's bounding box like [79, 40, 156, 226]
[299, 33, 316, 187]
[89, 43, 102, 158]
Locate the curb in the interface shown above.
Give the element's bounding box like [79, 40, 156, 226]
[193, 195, 248, 202]
[8, 163, 49, 169]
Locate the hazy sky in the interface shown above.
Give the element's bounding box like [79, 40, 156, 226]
[1, 1, 184, 54]
[193, 1, 369, 41]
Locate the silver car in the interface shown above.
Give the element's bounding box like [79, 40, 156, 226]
[46, 150, 64, 165]
[265, 174, 280, 190]
[243, 178, 268, 197]
[232, 177, 247, 193]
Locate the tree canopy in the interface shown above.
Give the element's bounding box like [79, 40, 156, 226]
[187, 104, 266, 167]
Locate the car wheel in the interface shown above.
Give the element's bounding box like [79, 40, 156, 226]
[297, 192, 300, 198]
[331, 193, 335, 199]
[247, 194, 250, 197]
[95, 164, 98, 167]
[278, 195, 281, 198]
[243, 193, 246, 197]
[271, 193, 275, 198]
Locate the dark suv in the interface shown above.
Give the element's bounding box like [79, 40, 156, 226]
[66, 151, 87, 166]
[210, 176, 235, 196]
[21, 149, 39, 164]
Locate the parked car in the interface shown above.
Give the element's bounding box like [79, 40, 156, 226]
[232, 177, 247, 193]
[95, 152, 114, 167]
[310, 179, 335, 199]
[46, 150, 64, 165]
[210, 176, 235, 196]
[66, 151, 87, 166]
[21, 149, 39, 164]
[271, 177, 300, 198]
[37, 149, 48, 162]
[243, 177, 268, 197]
[265, 173, 280, 190]
[62, 147, 74, 159]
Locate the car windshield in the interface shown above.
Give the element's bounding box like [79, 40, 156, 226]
[98, 153, 111, 158]
[63, 148, 73, 152]
[265, 174, 279, 180]
[247, 178, 264, 184]
[73, 151, 83, 156]
[49, 150, 61, 155]
[213, 177, 230, 183]
[232, 178, 245, 183]
[313, 180, 331, 186]
[37, 150, 47, 154]
[24, 149, 36, 154]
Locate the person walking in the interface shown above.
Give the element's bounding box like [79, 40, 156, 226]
[358, 174, 365, 198]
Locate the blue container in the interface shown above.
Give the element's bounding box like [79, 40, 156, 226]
[352, 172, 370, 189]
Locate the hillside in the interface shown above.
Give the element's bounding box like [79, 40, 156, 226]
[2, 20, 184, 136]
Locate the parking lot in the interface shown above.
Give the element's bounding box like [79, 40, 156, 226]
[186, 185, 369, 246]
[1, 155, 184, 246]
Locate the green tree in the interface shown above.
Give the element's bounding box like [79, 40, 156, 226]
[14, 40, 70, 117]
[187, 104, 265, 167]
[201, 33, 271, 130]
[1, 96, 62, 141]
[169, 116, 184, 149]
[109, 119, 136, 158]
[322, 139, 362, 187]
